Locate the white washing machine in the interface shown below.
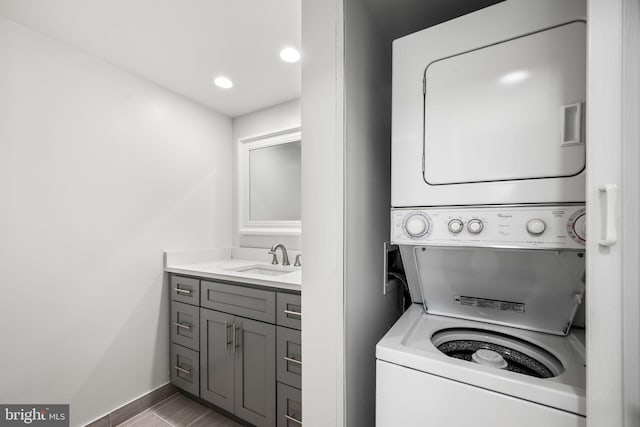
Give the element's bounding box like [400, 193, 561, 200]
[376, 306, 586, 427]
[376, 205, 586, 426]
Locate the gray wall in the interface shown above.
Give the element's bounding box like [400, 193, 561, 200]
[343, 0, 402, 425]
[300, 0, 402, 425]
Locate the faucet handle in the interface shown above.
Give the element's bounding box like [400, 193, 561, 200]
[294, 254, 302, 267]
[268, 250, 279, 265]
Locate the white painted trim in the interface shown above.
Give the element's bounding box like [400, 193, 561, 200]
[301, 0, 345, 425]
[621, 0, 640, 425]
[585, 0, 640, 425]
[237, 127, 302, 236]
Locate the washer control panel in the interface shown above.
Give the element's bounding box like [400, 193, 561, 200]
[391, 205, 586, 249]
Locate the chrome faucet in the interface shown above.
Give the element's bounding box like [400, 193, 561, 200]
[269, 243, 290, 266]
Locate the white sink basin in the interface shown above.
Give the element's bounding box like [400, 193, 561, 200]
[226, 264, 298, 276]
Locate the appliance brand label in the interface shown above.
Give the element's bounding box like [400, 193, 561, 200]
[454, 296, 525, 313]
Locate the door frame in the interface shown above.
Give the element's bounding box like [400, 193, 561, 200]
[586, 0, 640, 426]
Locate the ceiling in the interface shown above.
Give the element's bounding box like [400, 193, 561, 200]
[0, 0, 301, 117]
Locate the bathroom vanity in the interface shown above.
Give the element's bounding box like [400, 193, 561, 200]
[165, 248, 302, 427]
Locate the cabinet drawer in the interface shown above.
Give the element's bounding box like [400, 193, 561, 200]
[171, 301, 199, 351]
[277, 326, 302, 389]
[171, 275, 200, 305]
[170, 344, 199, 396]
[277, 383, 302, 427]
[201, 281, 276, 323]
[277, 293, 301, 330]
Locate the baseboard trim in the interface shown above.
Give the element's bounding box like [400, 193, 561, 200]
[84, 383, 178, 427]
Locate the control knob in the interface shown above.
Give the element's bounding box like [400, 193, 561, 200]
[404, 213, 429, 238]
[448, 219, 464, 234]
[567, 208, 587, 244]
[526, 218, 546, 235]
[573, 214, 587, 241]
[467, 219, 484, 234]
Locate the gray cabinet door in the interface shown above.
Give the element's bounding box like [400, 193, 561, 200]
[171, 301, 199, 351]
[277, 383, 302, 427]
[234, 317, 276, 427]
[276, 293, 302, 330]
[276, 327, 302, 389]
[200, 309, 235, 413]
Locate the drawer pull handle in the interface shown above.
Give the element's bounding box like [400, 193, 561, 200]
[284, 356, 302, 366]
[173, 365, 191, 375]
[285, 414, 302, 425]
[284, 309, 302, 317]
[174, 287, 192, 295]
[174, 322, 192, 330]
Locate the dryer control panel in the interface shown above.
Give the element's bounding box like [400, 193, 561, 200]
[391, 205, 586, 249]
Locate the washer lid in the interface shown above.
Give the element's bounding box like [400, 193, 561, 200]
[410, 246, 585, 335]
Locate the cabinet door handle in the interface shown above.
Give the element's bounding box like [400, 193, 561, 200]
[224, 321, 232, 350]
[173, 365, 191, 375]
[285, 414, 302, 425]
[284, 356, 302, 366]
[284, 309, 302, 317]
[174, 322, 192, 330]
[174, 287, 192, 295]
[233, 323, 239, 355]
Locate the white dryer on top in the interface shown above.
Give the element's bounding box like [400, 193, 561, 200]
[391, 0, 586, 207]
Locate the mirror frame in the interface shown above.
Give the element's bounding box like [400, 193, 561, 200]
[238, 127, 302, 236]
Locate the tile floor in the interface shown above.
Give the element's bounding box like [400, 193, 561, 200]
[118, 393, 245, 427]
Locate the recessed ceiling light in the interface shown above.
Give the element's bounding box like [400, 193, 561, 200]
[214, 76, 233, 89]
[280, 47, 300, 63]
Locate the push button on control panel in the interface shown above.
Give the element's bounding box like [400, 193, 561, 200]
[467, 219, 483, 234]
[448, 219, 464, 234]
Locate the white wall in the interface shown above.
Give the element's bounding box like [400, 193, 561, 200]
[232, 99, 301, 250]
[0, 17, 232, 426]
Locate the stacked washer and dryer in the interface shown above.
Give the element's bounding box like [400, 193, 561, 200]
[376, 1, 587, 426]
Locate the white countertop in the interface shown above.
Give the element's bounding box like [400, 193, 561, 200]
[164, 247, 301, 292]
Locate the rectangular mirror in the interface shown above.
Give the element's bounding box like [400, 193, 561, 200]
[238, 127, 301, 235]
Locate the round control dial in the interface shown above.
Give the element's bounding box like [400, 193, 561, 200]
[404, 213, 430, 238]
[467, 219, 484, 234]
[448, 219, 464, 234]
[574, 215, 586, 240]
[567, 208, 586, 245]
[526, 218, 546, 235]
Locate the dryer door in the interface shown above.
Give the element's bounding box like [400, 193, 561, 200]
[424, 21, 586, 185]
